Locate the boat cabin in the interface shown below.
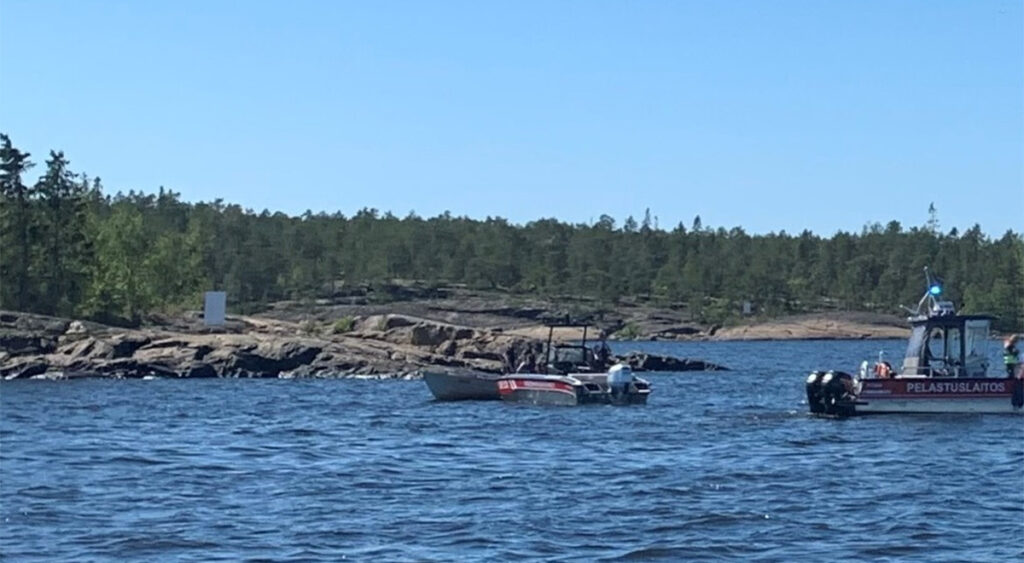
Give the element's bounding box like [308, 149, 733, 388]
[901, 312, 993, 378]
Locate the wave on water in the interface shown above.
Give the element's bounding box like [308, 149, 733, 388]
[2, 340, 1022, 561]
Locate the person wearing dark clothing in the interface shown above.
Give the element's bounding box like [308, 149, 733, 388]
[504, 343, 517, 375]
[517, 350, 536, 374]
[596, 341, 612, 369]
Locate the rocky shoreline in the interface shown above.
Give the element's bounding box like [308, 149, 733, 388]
[0, 309, 729, 381]
[2, 288, 914, 380]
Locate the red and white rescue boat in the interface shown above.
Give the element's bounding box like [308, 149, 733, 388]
[806, 270, 1024, 416]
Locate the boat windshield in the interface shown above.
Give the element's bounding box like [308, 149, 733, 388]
[964, 319, 990, 376]
[905, 325, 927, 365]
[904, 325, 951, 376]
[946, 327, 962, 367]
[552, 346, 588, 364]
[926, 327, 945, 366]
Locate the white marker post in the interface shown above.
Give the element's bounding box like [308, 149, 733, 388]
[204, 291, 227, 326]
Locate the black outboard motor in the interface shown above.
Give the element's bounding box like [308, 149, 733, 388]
[820, 370, 855, 417]
[806, 371, 826, 414]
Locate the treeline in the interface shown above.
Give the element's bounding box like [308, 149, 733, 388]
[1, 134, 1022, 331]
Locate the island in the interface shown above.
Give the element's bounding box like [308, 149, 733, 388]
[0, 285, 914, 381]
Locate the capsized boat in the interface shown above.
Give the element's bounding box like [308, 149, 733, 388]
[805, 269, 1024, 416]
[498, 363, 651, 406]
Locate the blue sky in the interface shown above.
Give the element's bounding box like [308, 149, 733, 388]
[2, 1, 1021, 235]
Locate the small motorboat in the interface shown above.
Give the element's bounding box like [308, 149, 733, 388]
[423, 319, 614, 401]
[497, 363, 651, 406]
[805, 269, 1024, 416]
[423, 370, 503, 401]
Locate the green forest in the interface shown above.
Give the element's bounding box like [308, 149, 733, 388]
[2, 134, 1022, 331]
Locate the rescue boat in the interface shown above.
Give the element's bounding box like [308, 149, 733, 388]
[805, 269, 1024, 416]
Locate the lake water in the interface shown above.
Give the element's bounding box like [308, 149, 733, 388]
[2, 339, 1022, 561]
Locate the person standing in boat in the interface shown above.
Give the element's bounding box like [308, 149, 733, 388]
[595, 340, 612, 369]
[503, 341, 518, 374]
[1004, 335, 1021, 378]
[516, 349, 536, 374]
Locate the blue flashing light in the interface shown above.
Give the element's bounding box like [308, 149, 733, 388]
[929, 285, 942, 296]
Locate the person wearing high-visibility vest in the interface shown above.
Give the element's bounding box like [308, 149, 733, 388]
[1004, 335, 1021, 378]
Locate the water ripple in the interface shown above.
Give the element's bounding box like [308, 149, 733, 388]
[2, 339, 1022, 561]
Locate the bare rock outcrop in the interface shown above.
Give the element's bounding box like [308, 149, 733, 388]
[711, 313, 908, 341]
[1, 309, 728, 380]
[0, 356, 49, 379]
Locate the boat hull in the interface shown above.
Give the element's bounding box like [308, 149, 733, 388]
[854, 377, 1024, 415]
[423, 371, 501, 401]
[497, 375, 651, 406]
[498, 377, 580, 405]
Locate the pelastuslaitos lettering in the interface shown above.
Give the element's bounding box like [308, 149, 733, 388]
[905, 381, 1007, 394]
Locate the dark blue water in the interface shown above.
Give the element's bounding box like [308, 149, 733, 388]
[2, 340, 1022, 562]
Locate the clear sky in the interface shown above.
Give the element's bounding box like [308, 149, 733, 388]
[1, 1, 1021, 235]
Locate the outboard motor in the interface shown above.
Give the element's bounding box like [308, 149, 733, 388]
[608, 363, 633, 403]
[821, 370, 855, 417]
[806, 371, 825, 414]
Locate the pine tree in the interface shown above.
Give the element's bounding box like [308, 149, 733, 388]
[926, 202, 940, 234]
[33, 151, 90, 315]
[0, 134, 35, 310]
